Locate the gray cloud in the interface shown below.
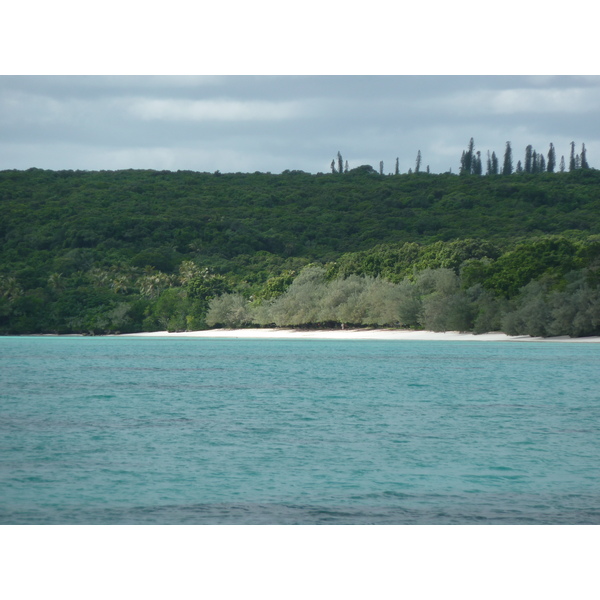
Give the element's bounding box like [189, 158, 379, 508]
[0, 75, 598, 174]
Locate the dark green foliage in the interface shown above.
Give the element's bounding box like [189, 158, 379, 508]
[479, 237, 587, 298]
[329, 238, 502, 282]
[255, 270, 296, 301]
[142, 288, 190, 332]
[1, 167, 600, 336]
[131, 247, 182, 273]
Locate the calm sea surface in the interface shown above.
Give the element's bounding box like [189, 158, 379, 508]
[1, 336, 599, 524]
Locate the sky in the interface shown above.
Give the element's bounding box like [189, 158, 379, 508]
[2, 3, 598, 176]
[1, 74, 599, 175]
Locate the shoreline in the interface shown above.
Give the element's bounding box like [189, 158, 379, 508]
[119, 328, 600, 342]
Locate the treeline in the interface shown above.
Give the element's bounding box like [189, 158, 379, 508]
[459, 139, 590, 176]
[331, 140, 591, 176]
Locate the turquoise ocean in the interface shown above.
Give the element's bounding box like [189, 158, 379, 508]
[1, 336, 599, 524]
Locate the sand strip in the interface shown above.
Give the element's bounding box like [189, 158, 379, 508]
[120, 328, 600, 342]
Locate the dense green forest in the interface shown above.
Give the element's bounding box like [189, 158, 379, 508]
[1, 165, 600, 336]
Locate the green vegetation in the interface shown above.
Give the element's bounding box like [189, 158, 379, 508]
[1, 166, 600, 336]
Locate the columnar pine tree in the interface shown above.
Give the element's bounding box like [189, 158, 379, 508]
[331, 159, 337, 174]
[395, 157, 399, 175]
[531, 150, 538, 174]
[516, 160, 523, 173]
[460, 151, 467, 175]
[539, 155, 546, 172]
[491, 151, 499, 175]
[344, 160, 349, 173]
[581, 143, 589, 169]
[415, 150, 422, 173]
[379, 161, 384, 175]
[460, 139, 476, 175]
[525, 145, 533, 173]
[569, 142, 576, 171]
[466, 138, 474, 173]
[503, 141, 513, 175]
[337, 151, 343, 174]
[486, 150, 492, 175]
[547, 143, 556, 173]
[473, 151, 482, 175]
[560, 156, 566, 172]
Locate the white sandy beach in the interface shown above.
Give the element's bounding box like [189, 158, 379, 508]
[121, 328, 600, 342]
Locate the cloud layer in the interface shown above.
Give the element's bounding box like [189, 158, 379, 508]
[1, 75, 598, 174]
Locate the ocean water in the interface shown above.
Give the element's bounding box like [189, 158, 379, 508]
[1, 336, 599, 525]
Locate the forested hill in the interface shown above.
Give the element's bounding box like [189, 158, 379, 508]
[3, 167, 600, 263]
[1, 167, 600, 336]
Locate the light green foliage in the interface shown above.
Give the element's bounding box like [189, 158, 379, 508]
[415, 268, 459, 296]
[267, 266, 328, 326]
[554, 269, 600, 335]
[416, 269, 472, 332]
[356, 278, 404, 326]
[319, 275, 369, 324]
[205, 293, 252, 328]
[178, 260, 203, 285]
[255, 270, 296, 301]
[467, 284, 507, 334]
[395, 280, 422, 327]
[201, 257, 600, 337]
[330, 239, 501, 283]
[548, 286, 600, 337]
[186, 270, 231, 301]
[501, 281, 552, 337]
[260, 270, 414, 327]
[137, 272, 174, 299]
[482, 237, 584, 298]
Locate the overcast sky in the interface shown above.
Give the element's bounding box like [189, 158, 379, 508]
[2, 3, 599, 176]
[1, 75, 598, 175]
